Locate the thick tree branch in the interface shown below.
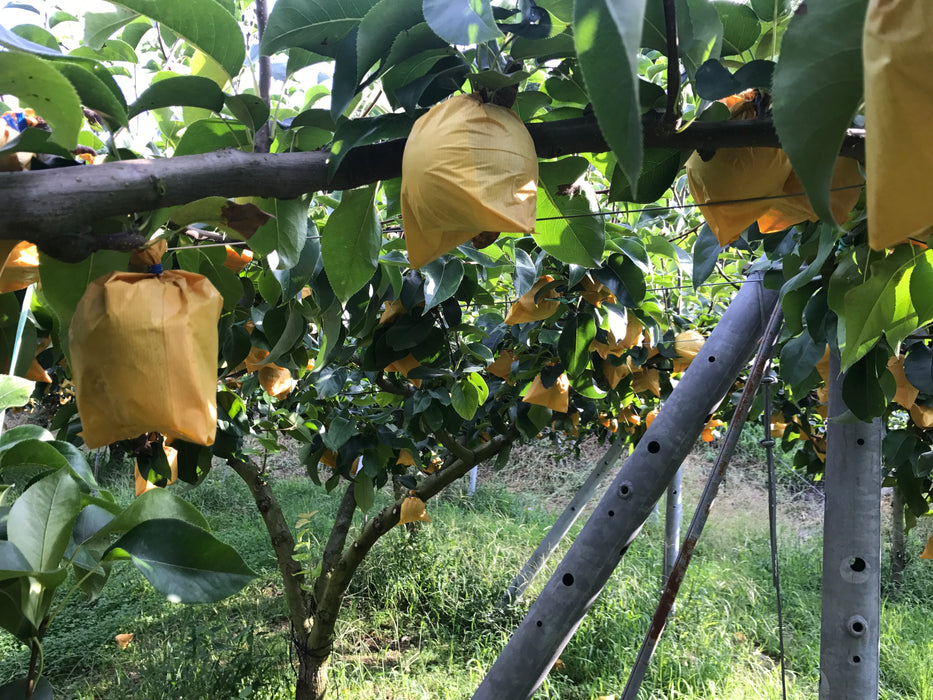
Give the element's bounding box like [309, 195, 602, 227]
[228, 457, 313, 635]
[305, 430, 517, 657]
[0, 115, 866, 255]
[313, 484, 357, 606]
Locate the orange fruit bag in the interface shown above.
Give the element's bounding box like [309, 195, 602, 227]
[401, 93, 538, 269]
[70, 245, 223, 448]
[864, 0, 933, 249]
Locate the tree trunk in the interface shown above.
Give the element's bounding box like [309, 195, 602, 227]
[890, 487, 906, 586]
[819, 352, 882, 699]
[473, 274, 779, 700]
[295, 649, 329, 700]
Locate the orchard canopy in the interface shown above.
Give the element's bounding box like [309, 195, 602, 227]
[0, 0, 931, 591]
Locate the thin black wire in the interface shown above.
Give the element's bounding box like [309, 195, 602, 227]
[533, 184, 864, 222]
[761, 370, 789, 700]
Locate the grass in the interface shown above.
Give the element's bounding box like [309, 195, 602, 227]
[1, 442, 932, 699]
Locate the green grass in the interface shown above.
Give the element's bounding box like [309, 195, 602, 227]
[1, 456, 932, 699]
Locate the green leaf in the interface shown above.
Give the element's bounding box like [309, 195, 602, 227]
[353, 472, 375, 512]
[608, 148, 683, 204]
[423, 0, 503, 45]
[37, 250, 130, 360]
[749, 0, 790, 22]
[833, 247, 932, 372]
[0, 24, 67, 59]
[112, 0, 245, 79]
[558, 314, 597, 377]
[535, 157, 605, 266]
[105, 519, 254, 603]
[174, 244, 243, 311]
[0, 52, 82, 149]
[55, 62, 129, 130]
[780, 331, 824, 395]
[0, 127, 72, 159]
[173, 118, 251, 155]
[322, 184, 380, 303]
[694, 59, 775, 101]
[0, 541, 33, 580]
[574, 0, 645, 194]
[771, 0, 867, 227]
[224, 93, 270, 132]
[99, 488, 210, 536]
[265, 305, 307, 365]
[261, 0, 380, 58]
[422, 259, 463, 312]
[676, 0, 724, 78]
[357, 0, 423, 79]
[0, 375, 34, 412]
[8, 470, 80, 571]
[451, 381, 479, 420]
[466, 372, 489, 406]
[713, 0, 760, 56]
[84, 7, 138, 49]
[249, 196, 311, 270]
[692, 223, 722, 289]
[327, 113, 418, 183]
[842, 346, 892, 422]
[905, 345, 933, 395]
[128, 76, 224, 119]
[323, 416, 356, 452]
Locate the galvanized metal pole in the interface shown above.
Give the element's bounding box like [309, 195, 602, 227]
[662, 466, 683, 586]
[819, 352, 882, 698]
[498, 440, 627, 608]
[473, 275, 779, 700]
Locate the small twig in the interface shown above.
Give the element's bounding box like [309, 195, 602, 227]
[374, 372, 414, 398]
[254, 0, 272, 153]
[436, 429, 475, 464]
[662, 0, 681, 131]
[360, 89, 383, 118]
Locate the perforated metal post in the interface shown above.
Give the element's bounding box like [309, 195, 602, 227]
[473, 275, 779, 700]
[662, 466, 683, 586]
[498, 440, 627, 608]
[819, 353, 882, 698]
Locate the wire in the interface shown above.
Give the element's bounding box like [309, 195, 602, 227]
[534, 184, 864, 222]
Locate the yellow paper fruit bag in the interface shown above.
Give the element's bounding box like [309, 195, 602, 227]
[864, 0, 933, 249]
[523, 371, 570, 412]
[505, 275, 561, 324]
[687, 91, 863, 246]
[0, 240, 40, 293]
[70, 262, 223, 448]
[401, 93, 538, 269]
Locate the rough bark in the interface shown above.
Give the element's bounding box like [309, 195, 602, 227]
[0, 114, 865, 254]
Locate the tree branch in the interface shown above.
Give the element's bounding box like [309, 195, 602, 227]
[253, 0, 272, 154]
[0, 115, 866, 254]
[313, 483, 357, 605]
[228, 458, 313, 635]
[304, 430, 517, 656]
